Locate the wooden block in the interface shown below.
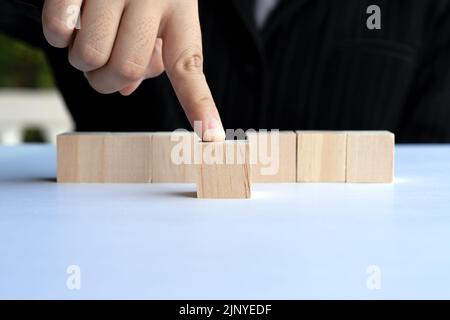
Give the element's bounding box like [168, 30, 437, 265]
[151, 132, 199, 183]
[197, 141, 251, 199]
[346, 131, 395, 183]
[103, 134, 152, 183]
[57, 133, 151, 183]
[57, 133, 105, 183]
[247, 131, 297, 183]
[297, 131, 347, 182]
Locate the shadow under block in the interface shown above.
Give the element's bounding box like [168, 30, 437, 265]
[151, 132, 199, 183]
[197, 141, 252, 199]
[248, 131, 297, 183]
[57, 133, 151, 183]
[346, 131, 395, 183]
[297, 131, 347, 182]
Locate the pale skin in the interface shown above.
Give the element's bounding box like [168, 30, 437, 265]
[41, 0, 226, 141]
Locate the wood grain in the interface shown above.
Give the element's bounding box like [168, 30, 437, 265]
[248, 131, 297, 183]
[297, 131, 347, 182]
[346, 131, 395, 183]
[57, 133, 151, 183]
[197, 141, 251, 199]
[151, 132, 199, 183]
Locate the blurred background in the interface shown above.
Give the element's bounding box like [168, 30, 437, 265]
[0, 34, 73, 145]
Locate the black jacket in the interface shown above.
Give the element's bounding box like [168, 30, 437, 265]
[2, 0, 450, 142]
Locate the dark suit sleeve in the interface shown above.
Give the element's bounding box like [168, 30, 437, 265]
[399, 2, 450, 143]
[0, 0, 45, 47]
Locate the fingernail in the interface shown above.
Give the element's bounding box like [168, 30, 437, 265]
[203, 118, 226, 142]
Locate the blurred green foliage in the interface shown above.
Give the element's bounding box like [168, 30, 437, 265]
[0, 34, 54, 88]
[23, 127, 47, 143]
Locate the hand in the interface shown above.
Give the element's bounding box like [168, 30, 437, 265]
[42, 0, 225, 141]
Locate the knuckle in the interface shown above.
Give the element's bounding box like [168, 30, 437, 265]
[72, 45, 109, 70]
[193, 95, 214, 108]
[42, 14, 71, 45]
[85, 75, 110, 95]
[197, 95, 214, 105]
[173, 48, 204, 75]
[92, 86, 110, 95]
[183, 93, 213, 110]
[93, 84, 112, 95]
[114, 61, 146, 82]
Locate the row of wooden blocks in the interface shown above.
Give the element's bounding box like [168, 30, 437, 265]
[57, 131, 395, 198]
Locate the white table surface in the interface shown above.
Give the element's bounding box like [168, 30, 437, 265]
[0, 145, 449, 299]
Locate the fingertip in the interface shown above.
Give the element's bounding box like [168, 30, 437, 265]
[119, 90, 132, 96]
[202, 118, 226, 142]
[119, 79, 144, 96]
[203, 129, 226, 142]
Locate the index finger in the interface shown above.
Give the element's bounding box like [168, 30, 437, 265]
[161, 3, 225, 142]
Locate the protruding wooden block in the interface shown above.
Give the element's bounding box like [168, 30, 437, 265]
[247, 131, 297, 183]
[151, 132, 199, 183]
[346, 131, 395, 183]
[297, 131, 347, 182]
[57, 133, 151, 183]
[197, 141, 251, 199]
